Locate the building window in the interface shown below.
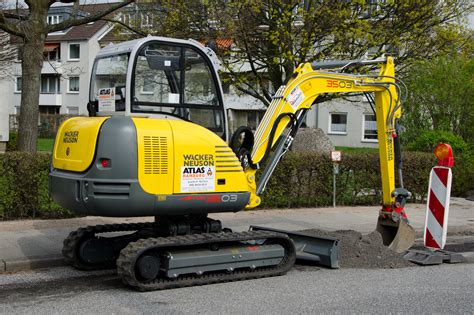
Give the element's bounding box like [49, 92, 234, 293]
[140, 77, 154, 94]
[68, 77, 79, 93]
[247, 111, 265, 131]
[43, 44, 60, 61]
[41, 76, 59, 94]
[47, 15, 63, 25]
[68, 43, 80, 60]
[120, 13, 131, 25]
[67, 107, 79, 115]
[222, 81, 231, 94]
[363, 113, 378, 141]
[141, 13, 152, 28]
[15, 77, 22, 92]
[16, 46, 23, 61]
[39, 106, 60, 115]
[329, 113, 347, 134]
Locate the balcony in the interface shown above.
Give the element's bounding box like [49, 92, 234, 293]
[42, 60, 63, 74]
[39, 93, 62, 106]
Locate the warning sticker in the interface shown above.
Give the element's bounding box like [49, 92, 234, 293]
[98, 87, 116, 112]
[287, 86, 304, 111]
[181, 166, 215, 192]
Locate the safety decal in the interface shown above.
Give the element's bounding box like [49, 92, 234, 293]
[98, 87, 116, 112]
[181, 166, 215, 192]
[63, 131, 79, 143]
[287, 86, 305, 111]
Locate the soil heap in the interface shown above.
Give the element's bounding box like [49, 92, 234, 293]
[300, 229, 413, 268]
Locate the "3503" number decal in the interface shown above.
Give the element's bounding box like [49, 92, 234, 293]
[326, 79, 353, 89]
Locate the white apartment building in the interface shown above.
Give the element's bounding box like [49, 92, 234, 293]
[0, 3, 380, 151]
[222, 82, 378, 149]
[0, 5, 112, 150]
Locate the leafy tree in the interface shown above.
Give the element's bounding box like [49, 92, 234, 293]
[125, 0, 472, 105]
[0, 0, 134, 152]
[402, 53, 474, 148]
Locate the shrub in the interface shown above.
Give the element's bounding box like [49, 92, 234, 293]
[451, 152, 474, 197]
[406, 130, 469, 154]
[6, 132, 17, 152]
[260, 150, 472, 208]
[0, 152, 73, 220]
[0, 150, 472, 220]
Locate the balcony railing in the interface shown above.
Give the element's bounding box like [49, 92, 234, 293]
[39, 93, 62, 106]
[42, 61, 62, 74]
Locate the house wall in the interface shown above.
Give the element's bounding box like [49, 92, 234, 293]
[306, 97, 379, 148]
[223, 86, 266, 134]
[1, 24, 110, 119]
[0, 77, 9, 151]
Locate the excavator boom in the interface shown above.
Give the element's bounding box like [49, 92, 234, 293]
[242, 57, 414, 252]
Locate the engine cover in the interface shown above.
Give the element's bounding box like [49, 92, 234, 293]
[49, 116, 250, 217]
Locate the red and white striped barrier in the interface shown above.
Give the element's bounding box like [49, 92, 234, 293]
[424, 166, 452, 249]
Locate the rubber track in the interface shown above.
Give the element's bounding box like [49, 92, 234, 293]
[116, 231, 296, 291]
[62, 222, 157, 270]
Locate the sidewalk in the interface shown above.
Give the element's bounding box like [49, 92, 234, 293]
[1, 198, 473, 272]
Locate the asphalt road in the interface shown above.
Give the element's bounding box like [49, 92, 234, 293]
[1, 263, 473, 314]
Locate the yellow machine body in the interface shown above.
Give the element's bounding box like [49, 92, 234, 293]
[50, 116, 250, 217]
[132, 118, 248, 195]
[52, 117, 108, 172]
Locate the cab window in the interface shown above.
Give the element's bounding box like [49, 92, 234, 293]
[131, 42, 225, 138]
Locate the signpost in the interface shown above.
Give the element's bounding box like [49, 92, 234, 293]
[331, 151, 342, 208]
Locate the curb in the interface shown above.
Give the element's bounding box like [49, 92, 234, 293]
[460, 252, 474, 264]
[1, 255, 66, 273]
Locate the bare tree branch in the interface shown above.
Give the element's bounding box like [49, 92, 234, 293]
[0, 12, 25, 37]
[47, 0, 135, 33]
[3, 12, 28, 20]
[102, 17, 147, 36]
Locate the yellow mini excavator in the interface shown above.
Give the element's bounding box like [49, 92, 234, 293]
[50, 36, 415, 291]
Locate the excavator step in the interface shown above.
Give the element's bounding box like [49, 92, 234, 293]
[249, 226, 340, 269]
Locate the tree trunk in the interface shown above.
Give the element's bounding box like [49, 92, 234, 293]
[17, 13, 47, 152]
[17, 38, 44, 152]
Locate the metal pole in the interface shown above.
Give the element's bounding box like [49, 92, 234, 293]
[333, 164, 337, 208]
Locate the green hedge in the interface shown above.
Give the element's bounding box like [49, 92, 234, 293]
[0, 151, 473, 220]
[260, 151, 474, 208]
[0, 152, 73, 220]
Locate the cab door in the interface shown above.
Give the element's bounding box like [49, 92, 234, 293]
[130, 40, 228, 141]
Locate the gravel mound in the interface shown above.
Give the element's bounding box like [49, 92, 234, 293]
[299, 229, 414, 269]
[291, 128, 334, 153]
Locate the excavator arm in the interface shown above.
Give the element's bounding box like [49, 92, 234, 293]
[241, 57, 414, 252]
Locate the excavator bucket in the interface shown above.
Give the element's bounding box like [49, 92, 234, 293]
[376, 217, 415, 253]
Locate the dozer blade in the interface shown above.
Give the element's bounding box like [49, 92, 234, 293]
[249, 225, 340, 269]
[376, 217, 415, 253]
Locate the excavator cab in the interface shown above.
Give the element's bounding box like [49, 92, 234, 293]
[87, 37, 228, 141]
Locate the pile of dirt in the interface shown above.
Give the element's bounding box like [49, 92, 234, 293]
[291, 128, 334, 154]
[300, 229, 414, 269]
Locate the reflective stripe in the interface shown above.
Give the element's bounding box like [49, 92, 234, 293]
[430, 169, 447, 207]
[424, 167, 452, 250]
[426, 209, 443, 248]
